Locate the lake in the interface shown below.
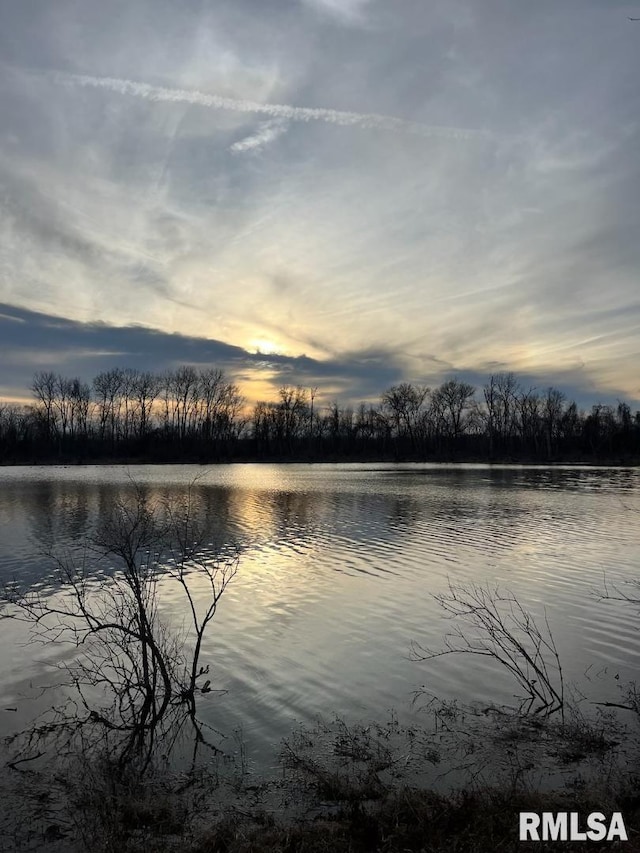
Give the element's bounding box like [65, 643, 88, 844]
[1, 463, 639, 770]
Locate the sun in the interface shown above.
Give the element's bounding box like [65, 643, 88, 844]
[249, 337, 283, 355]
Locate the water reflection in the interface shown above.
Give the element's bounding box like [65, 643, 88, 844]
[1, 463, 640, 765]
[3, 491, 240, 784]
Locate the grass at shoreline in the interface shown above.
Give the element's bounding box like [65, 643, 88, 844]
[194, 786, 640, 852]
[5, 706, 640, 852]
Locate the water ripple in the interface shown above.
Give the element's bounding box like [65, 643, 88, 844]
[1, 463, 640, 752]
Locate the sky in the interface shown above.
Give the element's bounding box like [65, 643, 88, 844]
[1, 0, 639, 408]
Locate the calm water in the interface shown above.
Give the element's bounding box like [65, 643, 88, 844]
[1, 463, 639, 768]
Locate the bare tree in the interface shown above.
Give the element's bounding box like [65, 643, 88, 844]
[93, 369, 125, 447]
[130, 370, 160, 440]
[412, 580, 564, 719]
[381, 383, 429, 451]
[166, 366, 200, 441]
[199, 370, 245, 449]
[516, 387, 542, 456]
[542, 387, 565, 458]
[278, 385, 309, 452]
[2, 486, 238, 770]
[309, 386, 318, 445]
[69, 378, 92, 441]
[431, 379, 475, 443]
[31, 371, 58, 442]
[483, 373, 520, 454]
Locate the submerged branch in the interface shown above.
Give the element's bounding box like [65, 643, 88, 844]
[412, 579, 564, 718]
[1, 487, 238, 771]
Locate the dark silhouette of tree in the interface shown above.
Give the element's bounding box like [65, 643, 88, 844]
[131, 370, 160, 441]
[31, 371, 58, 445]
[94, 368, 125, 449]
[488, 373, 520, 453]
[542, 387, 565, 459]
[381, 383, 429, 454]
[3, 366, 640, 464]
[431, 379, 475, 444]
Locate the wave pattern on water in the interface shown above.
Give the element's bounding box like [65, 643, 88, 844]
[1, 463, 640, 759]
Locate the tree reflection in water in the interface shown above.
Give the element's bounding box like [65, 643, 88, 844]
[2, 482, 238, 780]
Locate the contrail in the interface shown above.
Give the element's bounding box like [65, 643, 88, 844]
[54, 71, 491, 142]
[230, 119, 289, 153]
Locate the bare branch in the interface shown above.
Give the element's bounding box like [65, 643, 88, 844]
[411, 579, 564, 718]
[1, 483, 238, 771]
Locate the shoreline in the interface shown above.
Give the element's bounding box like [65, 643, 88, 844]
[2, 456, 640, 468]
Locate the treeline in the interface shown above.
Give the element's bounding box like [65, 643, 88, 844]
[0, 367, 639, 463]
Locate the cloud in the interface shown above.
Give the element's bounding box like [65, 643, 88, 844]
[1, 2, 638, 410]
[301, 0, 372, 25]
[1, 303, 635, 410]
[230, 119, 289, 154]
[0, 302, 406, 403]
[51, 71, 492, 142]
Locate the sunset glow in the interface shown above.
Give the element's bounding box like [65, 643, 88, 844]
[0, 2, 638, 408]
